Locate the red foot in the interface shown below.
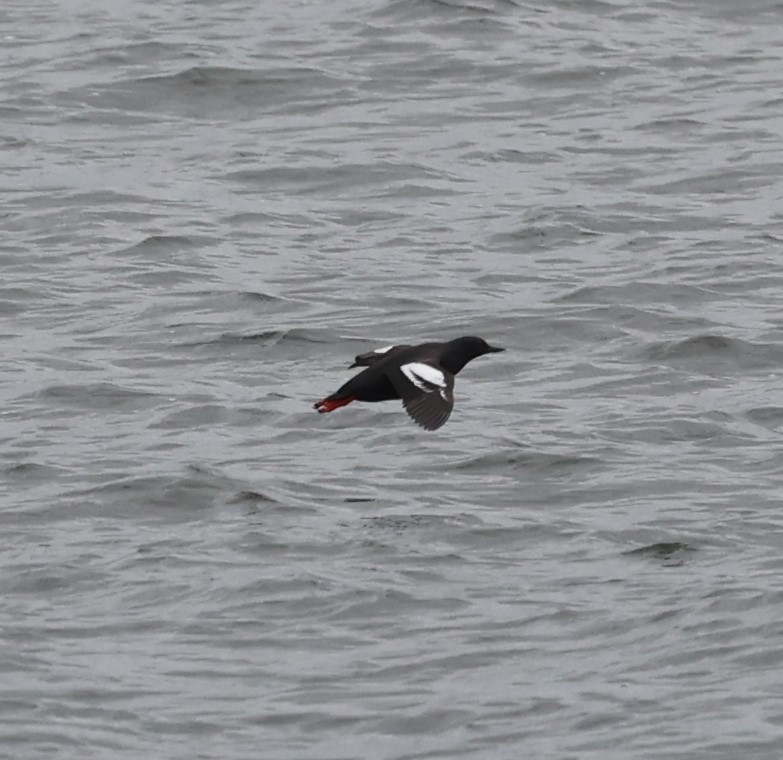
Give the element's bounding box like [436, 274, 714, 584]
[313, 395, 356, 414]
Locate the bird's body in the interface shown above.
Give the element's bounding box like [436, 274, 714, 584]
[313, 336, 504, 430]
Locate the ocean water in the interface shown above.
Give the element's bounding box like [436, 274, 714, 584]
[3, 0, 783, 757]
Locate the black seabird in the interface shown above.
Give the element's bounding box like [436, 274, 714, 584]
[313, 336, 505, 430]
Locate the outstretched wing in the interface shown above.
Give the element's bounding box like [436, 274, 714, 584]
[386, 361, 454, 431]
[350, 344, 409, 369]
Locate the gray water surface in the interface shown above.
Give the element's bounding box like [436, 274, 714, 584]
[3, 1, 783, 758]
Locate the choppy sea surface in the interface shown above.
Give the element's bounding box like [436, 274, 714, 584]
[3, 1, 783, 757]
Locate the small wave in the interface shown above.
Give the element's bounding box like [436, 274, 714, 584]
[646, 334, 733, 357]
[455, 450, 602, 474]
[37, 382, 160, 411]
[149, 404, 227, 431]
[745, 406, 783, 431]
[624, 542, 697, 561]
[184, 328, 333, 350]
[3, 462, 66, 479]
[363, 512, 482, 532]
[229, 490, 280, 505]
[558, 281, 720, 305]
[238, 291, 280, 304]
[70, 465, 240, 513]
[0, 286, 47, 315]
[136, 65, 339, 91]
[114, 235, 215, 258]
[643, 335, 783, 370]
[103, 65, 349, 118]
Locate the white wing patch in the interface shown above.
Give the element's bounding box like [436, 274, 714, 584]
[373, 345, 394, 354]
[400, 362, 446, 391]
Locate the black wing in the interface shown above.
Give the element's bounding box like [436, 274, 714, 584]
[350, 344, 410, 369]
[385, 361, 455, 431]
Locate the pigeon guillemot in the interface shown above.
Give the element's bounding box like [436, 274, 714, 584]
[313, 336, 505, 430]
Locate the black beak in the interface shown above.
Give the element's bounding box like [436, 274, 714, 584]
[487, 345, 505, 353]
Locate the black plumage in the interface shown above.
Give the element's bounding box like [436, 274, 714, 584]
[314, 336, 504, 430]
